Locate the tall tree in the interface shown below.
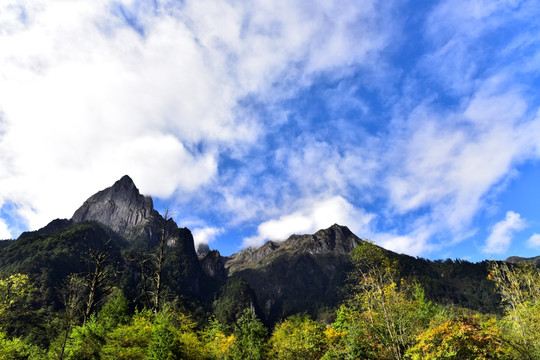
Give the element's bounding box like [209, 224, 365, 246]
[488, 261, 540, 359]
[232, 308, 268, 360]
[343, 242, 436, 360]
[132, 210, 173, 313]
[83, 238, 115, 324]
[58, 274, 86, 360]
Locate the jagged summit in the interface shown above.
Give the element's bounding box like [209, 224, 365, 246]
[72, 175, 176, 243]
[225, 224, 362, 274]
[290, 224, 359, 254]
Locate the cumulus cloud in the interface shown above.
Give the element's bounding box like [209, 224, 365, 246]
[243, 196, 374, 248]
[526, 233, 540, 249]
[0, 0, 390, 232]
[375, 230, 433, 257]
[483, 211, 526, 254]
[191, 226, 224, 247]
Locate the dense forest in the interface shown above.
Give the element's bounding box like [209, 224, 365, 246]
[1, 236, 539, 359]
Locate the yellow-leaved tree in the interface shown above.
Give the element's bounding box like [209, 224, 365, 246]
[488, 261, 540, 359]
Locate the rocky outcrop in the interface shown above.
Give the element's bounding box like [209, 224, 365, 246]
[223, 224, 363, 324]
[196, 243, 210, 256]
[225, 224, 361, 274]
[71, 175, 176, 244]
[199, 250, 227, 280]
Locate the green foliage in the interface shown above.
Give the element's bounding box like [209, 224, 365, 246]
[201, 317, 235, 359]
[100, 310, 153, 360]
[0, 273, 49, 347]
[488, 261, 540, 359]
[269, 314, 327, 360]
[213, 277, 259, 325]
[232, 308, 268, 360]
[63, 316, 107, 360]
[0, 331, 46, 360]
[344, 242, 437, 360]
[0, 273, 35, 326]
[147, 323, 175, 360]
[96, 289, 131, 330]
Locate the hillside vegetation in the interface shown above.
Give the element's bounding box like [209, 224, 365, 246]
[1, 176, 538, 359]
[0, 239, 539, 359]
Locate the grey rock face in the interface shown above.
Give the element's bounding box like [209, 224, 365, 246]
[199, 250, 227, 280]
[196, 243, 210, 256]
[225, 224, 361, 273]
[223, 224, 363, 324]
[72, 175, 176, 243]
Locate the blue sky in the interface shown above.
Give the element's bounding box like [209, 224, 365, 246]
[1, 0, 540, 262]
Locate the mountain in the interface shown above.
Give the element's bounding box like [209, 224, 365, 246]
[71, 175, 174, 245]
[224, 224, 361, 324]
[0, 176, 212, 314]
[506, 255, 540, 265]
[0, 175, 511, 330]
[225, 224, 502, 323]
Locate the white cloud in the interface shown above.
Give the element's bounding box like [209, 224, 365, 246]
[0, 219, 11, 239]
[483, 211, 526, 254]
[526, 233, 540, 249]
[375, 231, 433, 257]
[277, 139, 379, 198]
[243, 196, 374, 248]
[0, 0, 390, 232]
[385, 77, 540, 241]
[192, 226, 223, 247]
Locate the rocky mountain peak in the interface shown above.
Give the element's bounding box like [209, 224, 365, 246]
[225, 224, 362, 274]
[71, 175, 175, 243]
[311, 224, 359, 253]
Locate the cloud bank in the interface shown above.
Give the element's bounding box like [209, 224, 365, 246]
[1, 0, 540, 260]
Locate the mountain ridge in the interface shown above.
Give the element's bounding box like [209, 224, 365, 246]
[0, 175, 528, 327]
[225, 223, 361, 274]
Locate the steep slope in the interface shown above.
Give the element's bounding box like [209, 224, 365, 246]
[225, 224, 360, 324]
[224, 224, 502, 324]
[72, 175, 173, 245]
[226, 224, 360, 273]
[0, 176, 212, 311]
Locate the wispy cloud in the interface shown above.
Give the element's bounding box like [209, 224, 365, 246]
[0, 0, 391, 232]
[483, 211, 526, 254]
[1, 0, 540, 260]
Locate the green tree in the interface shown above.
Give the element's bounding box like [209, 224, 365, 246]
[0, 273, 44, 343]
[100, 309, 153, 360]
[342, 242, 437, 360]
[147, 323, 175, 360]
[269, 314, 327, 360]
[57, 274, 86, 360]
[201, 317, 235, 360]
[488, 261, 540, 359]
[0, 331, 46, 360]
[57, 289, 130, 360]
[232, 309, 267, 360]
